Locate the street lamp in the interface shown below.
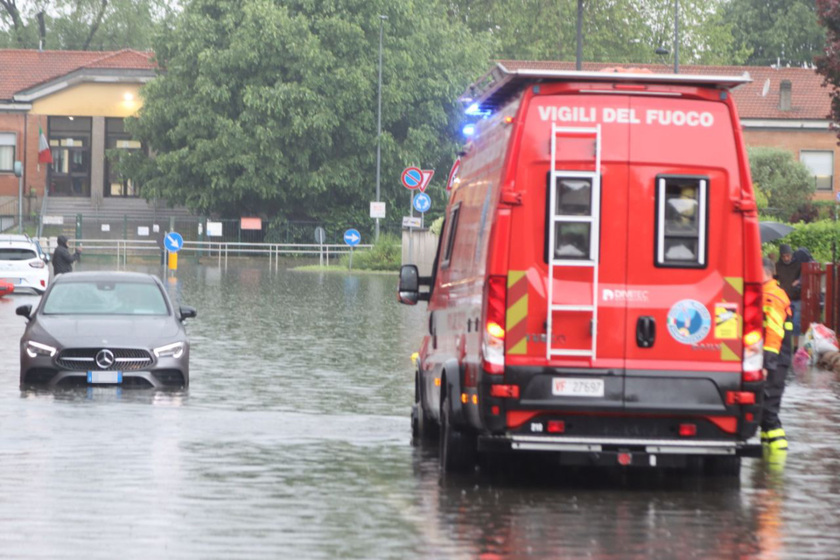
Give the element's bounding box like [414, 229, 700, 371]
[672, 0, 679, 74]
[375, 14, 387, 241]
[654, 1, 679, 73]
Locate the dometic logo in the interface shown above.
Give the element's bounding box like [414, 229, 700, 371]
[602, 288, 649, 302]
[537, 106, 714, 128]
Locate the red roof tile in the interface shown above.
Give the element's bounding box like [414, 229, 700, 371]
[496, 60, 830, 120]
[0, 49, 155, 102]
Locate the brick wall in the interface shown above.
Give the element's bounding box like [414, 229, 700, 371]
[743, 128, 840, 202]
[0, 112, 49, 199]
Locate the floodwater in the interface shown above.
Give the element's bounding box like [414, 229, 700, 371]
[0, 260, 839, 559]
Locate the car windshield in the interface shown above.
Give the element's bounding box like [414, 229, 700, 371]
[42, 281, 169, 316]
[0, 247, 37, 261]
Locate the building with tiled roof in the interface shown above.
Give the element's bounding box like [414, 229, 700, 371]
[0, 49, 156, 209]
[487, 61, 837, 203]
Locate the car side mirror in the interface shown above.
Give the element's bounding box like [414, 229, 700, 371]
[43, 254, 51, 263]
[179, 305, 197, 320]
[16, 304, 32, 319]
[398, 265, 420, 305]
[398, 265, 431, 305]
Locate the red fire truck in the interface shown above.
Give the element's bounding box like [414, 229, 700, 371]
[398, 64, 765, 474]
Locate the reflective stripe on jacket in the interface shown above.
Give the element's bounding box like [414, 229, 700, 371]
[763, 279, 792, 354]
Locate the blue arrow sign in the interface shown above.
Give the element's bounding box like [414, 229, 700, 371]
[344, 228, 361, 247]
[164, 232, 184, 253]
[413, 192, 431, 214]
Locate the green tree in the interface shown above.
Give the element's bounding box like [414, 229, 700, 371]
[126, 0, 491, 233]
[447, 0, 749, 65]
[0, 0, 177, 50]
[721, 0, 825, 67]
[748, 146, 815, 222]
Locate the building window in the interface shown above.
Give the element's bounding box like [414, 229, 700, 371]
[800, 150, 834, 191]
[105, 118, 142, 197]
[0, 132, 15, 172]
[656, 176, 708, 268]
[48, 117, 92, 197]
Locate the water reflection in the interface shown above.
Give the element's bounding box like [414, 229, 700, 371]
[0, 260, 837, 558]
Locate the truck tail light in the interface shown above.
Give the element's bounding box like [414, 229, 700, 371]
[742, 282, 764, 381]
[481, 275, 506, 374]
[726, 391, 756, 405]
[489, 384, 519, 398]
[678, 423, 697, 437]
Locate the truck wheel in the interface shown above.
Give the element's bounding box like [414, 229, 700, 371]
[411, 373, 438, 444]
[705, 455, 741, 477]
[439, 395, 477, 473]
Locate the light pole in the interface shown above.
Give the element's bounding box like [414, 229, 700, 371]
[575, 0, 583, 70]
[654, 0, 679, 73]
[673, 0, 679, 74]
[375, 14, 387, 241]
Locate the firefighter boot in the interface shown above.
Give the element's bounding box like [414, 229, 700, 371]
[761, 428, 788, 453]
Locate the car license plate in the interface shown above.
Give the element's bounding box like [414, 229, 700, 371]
[87, 371, 123, 384]
[552, 377, 604, 397]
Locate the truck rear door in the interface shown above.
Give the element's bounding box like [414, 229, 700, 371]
[623, 95, 744, 418]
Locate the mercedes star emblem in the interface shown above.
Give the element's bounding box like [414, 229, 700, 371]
[95, 349, 116, 370]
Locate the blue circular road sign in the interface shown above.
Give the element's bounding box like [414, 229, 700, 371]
[164, 231, 184, 253]
[344, 228, 361, 247]
[413, 192, 432, 214]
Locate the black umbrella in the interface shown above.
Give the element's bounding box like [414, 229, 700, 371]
[759, 221, 794, 244]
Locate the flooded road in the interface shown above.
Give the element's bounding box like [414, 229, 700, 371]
[0, 260, 839, 559]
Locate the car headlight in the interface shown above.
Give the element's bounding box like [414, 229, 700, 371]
[154, 342, 185, 359]
[24, 340, 57, 358]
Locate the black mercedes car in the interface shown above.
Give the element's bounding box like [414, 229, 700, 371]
[17, 271, 196, 389]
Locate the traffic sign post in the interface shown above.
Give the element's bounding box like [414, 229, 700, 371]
[315, 227, 327, 267]
[413, 192, 431, 214]
[344, 228, 361, 270]
[164, 232, 184, 253]
[163, 231, 183, 272]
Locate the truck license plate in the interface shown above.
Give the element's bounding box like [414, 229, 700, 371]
[552, 377, 604, 397]
[87, 371, 123, 384]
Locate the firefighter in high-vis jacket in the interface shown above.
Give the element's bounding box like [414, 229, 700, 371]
[761, 257, 793, 454]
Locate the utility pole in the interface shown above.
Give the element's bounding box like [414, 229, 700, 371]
[375, 15, 387, 241]
[673, 0, 680, 74]
[576, 0, 583, 71]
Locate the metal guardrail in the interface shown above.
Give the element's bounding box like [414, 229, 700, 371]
[60, 238, 372, 269]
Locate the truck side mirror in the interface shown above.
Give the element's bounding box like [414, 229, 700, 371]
[16, 304, 32, 319]
[398, 265, 420, 305]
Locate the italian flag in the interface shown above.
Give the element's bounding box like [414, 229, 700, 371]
[38, 126, 52, 164]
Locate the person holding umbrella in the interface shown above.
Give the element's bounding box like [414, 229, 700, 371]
[775, 244, 802, 346]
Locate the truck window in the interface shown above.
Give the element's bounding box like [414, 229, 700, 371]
[552, 177, 595, 261]
[655, 176, 708, 268]
[441, 204, 461, 269]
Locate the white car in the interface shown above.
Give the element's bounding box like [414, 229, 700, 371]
[0, 235, 50, 295]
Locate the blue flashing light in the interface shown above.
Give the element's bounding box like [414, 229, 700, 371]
[465, 102, 491, 117]
[462, 123, 476, 137]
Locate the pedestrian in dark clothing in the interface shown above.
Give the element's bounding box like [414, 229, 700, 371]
[775, 244, 802, 342]
[762, 257, 792, 456]
[52, 235, 81, 275]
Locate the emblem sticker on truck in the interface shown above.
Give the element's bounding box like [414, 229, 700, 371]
[714, 303, 739, 340]
[666, 299, 711, 345]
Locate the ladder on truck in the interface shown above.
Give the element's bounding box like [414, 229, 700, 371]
[546, 123, 602, 360]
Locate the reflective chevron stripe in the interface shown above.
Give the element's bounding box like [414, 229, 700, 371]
[506, 271, 528, 355]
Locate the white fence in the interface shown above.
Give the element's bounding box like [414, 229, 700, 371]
[39, 237, 371, 269]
